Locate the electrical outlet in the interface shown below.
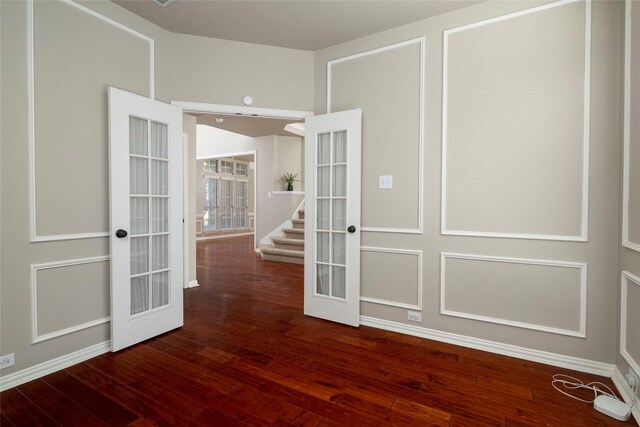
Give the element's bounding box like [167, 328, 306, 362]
[625, 369, 639, 389]
[407, 311, 422, 322]
[0, 354, 15, 370]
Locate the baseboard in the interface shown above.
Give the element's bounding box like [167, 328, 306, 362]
[611, 365, 640, 423]
[196, 232, 253, 241]
[360, 316, 614, 377]
[185, 280, 199, 288]
[0, 341, 110, 392]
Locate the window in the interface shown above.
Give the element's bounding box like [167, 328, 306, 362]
[219, 179, 234, 229]
[220, 160, 233, 174]
[235, 163, 248, 177]
[201, 157, 250, 232]
[235, 180, 248, 228]
[203, 177, 218, 231]
[203, 159, 218, 173]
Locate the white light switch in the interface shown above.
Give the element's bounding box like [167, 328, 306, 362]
[379, 175, 393, 190]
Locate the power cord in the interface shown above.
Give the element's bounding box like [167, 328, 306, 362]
[552, 374, 638, 422]
[552, 374, 621, 403]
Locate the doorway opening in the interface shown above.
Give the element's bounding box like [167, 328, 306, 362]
[173, 101, 313, 289]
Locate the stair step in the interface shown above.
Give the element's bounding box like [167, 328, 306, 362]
[282, 228, 304, 240]
[272, 237, 304, 251]
[298, 210, 305, 220]
[261, 246, 304, 265]
[292, 219, 305, 229]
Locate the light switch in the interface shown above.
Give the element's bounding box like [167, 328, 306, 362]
[379, 175, 393, 190]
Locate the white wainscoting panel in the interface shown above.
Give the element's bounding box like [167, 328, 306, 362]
[441, 0, 591, 241]
[440, 253, 587, 337]
[623, 0, 640, 252]
[328, 38, 424, 234]
[28, 0, 154, 242]
[621, 271, 640, 375]
[360, 246, 423, 310]
[30, 256, 111, 343]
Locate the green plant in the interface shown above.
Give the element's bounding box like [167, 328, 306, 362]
[281, 172, 298, 184]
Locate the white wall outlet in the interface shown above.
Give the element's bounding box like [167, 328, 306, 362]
[625, 369, 639, 389]
[407, 311, 422, 322]
[378, 175, 393, 190]
[0, 353, 15, 369]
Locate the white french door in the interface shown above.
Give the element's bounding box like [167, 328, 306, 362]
[304, 109, 362, 326]
[108, 87, 184, 352]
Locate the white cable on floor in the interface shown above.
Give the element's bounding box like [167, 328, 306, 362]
[552, 373, 637, 406]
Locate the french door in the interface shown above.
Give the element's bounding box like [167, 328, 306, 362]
[108, 87, 184, 352]
[304, 109, 362, 326]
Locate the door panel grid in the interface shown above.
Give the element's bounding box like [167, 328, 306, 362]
[129, 116, 170, 317]
[315, 130, 347, 299]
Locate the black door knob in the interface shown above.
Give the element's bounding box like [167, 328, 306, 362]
[347, 225, 356, 233]
[115, 229, 128, 238]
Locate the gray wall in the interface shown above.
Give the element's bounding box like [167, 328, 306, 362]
[315, 0, 623, 363]
[618, 0, 640, 411]
[0, 0, 313, 377]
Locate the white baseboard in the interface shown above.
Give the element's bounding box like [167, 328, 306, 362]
[611, 365, 640, 423]
[185, 280, 199, 288]
[0, 341, 111, 392]
[360, 316, 614, 376]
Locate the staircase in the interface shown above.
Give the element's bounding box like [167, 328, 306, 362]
[260, 209, 305, 264]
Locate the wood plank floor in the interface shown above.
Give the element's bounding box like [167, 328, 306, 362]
[1, 235, 637, 426]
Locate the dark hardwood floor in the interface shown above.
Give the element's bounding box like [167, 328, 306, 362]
[1, 235, 637, 426]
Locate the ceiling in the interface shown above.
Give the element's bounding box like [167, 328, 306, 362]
[112, 0, 483, 51]
[195, 113, 303, 137]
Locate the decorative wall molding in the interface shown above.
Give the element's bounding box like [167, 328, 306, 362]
[440, 252, 587, 338]
[0, 341, 110, 392]
[441, 0, 591, 242]
[27, 0, 154, 242]
[360, 246, 423, 310]
[623, 0, 640, 253]
[30, 256, 111, 344]
[621, 271, 640, 375]
[328, 37, 424, 235]
[360, 316, 612, 377]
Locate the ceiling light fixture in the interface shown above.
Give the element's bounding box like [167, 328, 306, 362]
[215, 117, 224, 124]
[152, 0, 176, 7]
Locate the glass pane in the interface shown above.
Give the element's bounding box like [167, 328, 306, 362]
[152, 271, 169, 308]
[131, 275, 149, 315]
[152, 235, 169, 271]
[332, 266, 346, 299]
[317, 133, 330, 164]
[316, 199, 330, 230]
[332, 233, 346, 265]
[316, 264, 330, 296]
[317, 166, 330, 197]
[130, 157, 148, 195]
[152, 160, 168, 195]
[151, 121, 168, 159]
[332, 199, 346, 231]
[316, 232, 330, 263]
[333, 131, 346, 163]
[333, 165, 346, 197]
[129, 117, 147, 156]
[130, 236, 149, 275]
[152, 197, 168, 233]
[130, 197, 149, 235]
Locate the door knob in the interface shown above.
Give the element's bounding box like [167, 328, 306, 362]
[347, 225, 356, 233]
[115, 229, 128, 238]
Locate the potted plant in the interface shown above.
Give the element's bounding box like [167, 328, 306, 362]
[281, 172, 298, 191]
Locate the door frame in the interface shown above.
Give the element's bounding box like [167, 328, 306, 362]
[171, 101, 314, 285]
